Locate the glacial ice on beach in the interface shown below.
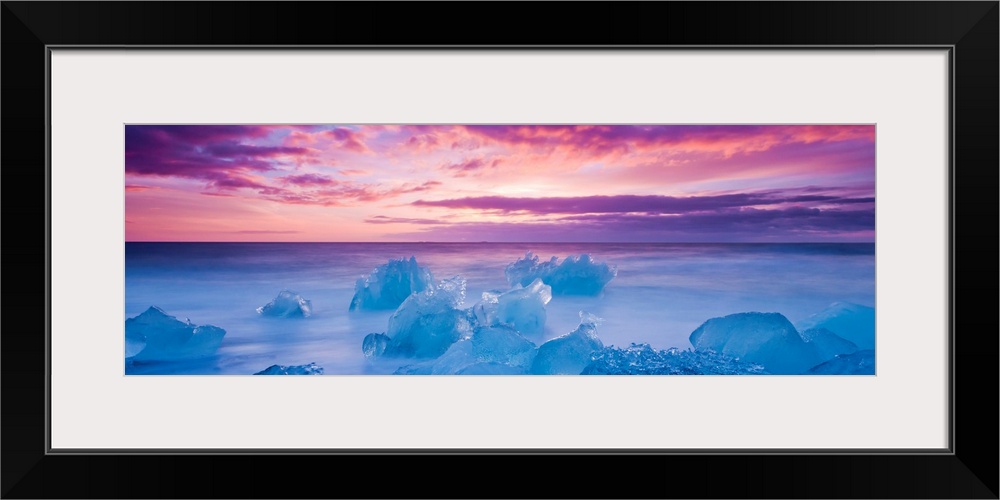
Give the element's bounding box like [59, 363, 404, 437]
[254, 362, 324, 375]
[350, 256, 434, 311]
[529, 312, 604, 374]
[474, 278, 552, 334]
[472, 325, 537, 368]
[582, 343, 768, 375]
[380, 276, 473, 359]
[795, 302, 875, 350]
[505, 252, 617, 295]
[257, 290, 313, 318]
[808, 349, 875, 375]
[125, 306, 226, 362]
[689, 312, 821, 374]
[394, 339, 476, 375]
[362, 333, 390, 360]
[799, 327, 859, 361]
[394, 324, 537, 375]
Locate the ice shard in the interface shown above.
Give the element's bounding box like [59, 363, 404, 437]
[529, 312, 604, 374]
[125, 306, 226, 362]
[505, 252, 617, 295]
[257, 290, 313, 318]
[349, 256, 435, 311]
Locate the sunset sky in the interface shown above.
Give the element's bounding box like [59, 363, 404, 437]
[124, 125, 875, 242]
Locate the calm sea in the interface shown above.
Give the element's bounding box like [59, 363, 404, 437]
[124, 242, 875, 375]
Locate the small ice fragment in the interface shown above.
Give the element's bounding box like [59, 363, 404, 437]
[582, 343, 767, 375]
[362, 333, 390, 360]
[350, 256, 435, 311]
[254, 362, 324, 375]
[529, 311, 604, 375]
[125, 306, 226, 362]
[257, 290, 312, 318]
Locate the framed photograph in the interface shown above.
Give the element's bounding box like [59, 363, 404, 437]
[121, 122, 877, 379]
[4, 2, 996, 498]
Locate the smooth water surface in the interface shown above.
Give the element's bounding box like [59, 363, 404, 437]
[124, 242, 875, 375]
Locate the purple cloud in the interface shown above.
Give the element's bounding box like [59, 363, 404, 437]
[322, 127, 369, 153]
[461, 125, 874, 157]
[125, 125, 298, 180]
[412, 192, 874, 216]
[365, 216, 443, 225]
[390, 207, 875, 243]
[281, 173, 338, 186]
[442, 157, 502, 176]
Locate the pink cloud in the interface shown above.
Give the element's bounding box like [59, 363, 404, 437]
[322, 127, 371, 153]
[125, 125, 874, 242]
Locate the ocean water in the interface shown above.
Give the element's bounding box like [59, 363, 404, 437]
[124, 242, 875, 375]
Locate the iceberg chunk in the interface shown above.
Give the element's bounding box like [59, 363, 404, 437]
[505, 251, 559, 288]
[689, 312, 821, 374]
[350, 256, 434, 311]
[256, 290, 313, 318]
[362, 333, 391, 360]
[582, 343, 768, 375]
[474, 278, 552, 334]
[799, 327, 859, 362]
[381, 276, 473, 359]
[795, 302, 875, 350]
[394, 340, 476, 375]
[471, 325, 537, 369]
[530, 312, 604, 374]
[254, 362, 324, 375]
[125, 306, 226, 362]
[394, 324, 536, 375]
[807, 350, 875, 375]
[505, 252, 617, 295]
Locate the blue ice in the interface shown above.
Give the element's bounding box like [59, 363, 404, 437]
[473, 278, 552, 335]
[689, 312, 821, 374]
[807, 349, 875, 375]
[582, 343, 767, 375]
[394, 324, 537, 375]
[125, 306, 226, 362]
[349, 256, 434, 311]
[362, 332, 390, 360]
[254, 362, 324, 375]
[257, 290, 313, 318]
[799, 327, 859, 361]
[529, 312, 605, 374]
[795, 302, 875, 350]
[504, 252, 617, 295]
[380, 276, 473, 359]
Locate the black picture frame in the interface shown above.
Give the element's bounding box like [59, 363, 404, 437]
[3, 2, 996, 498]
